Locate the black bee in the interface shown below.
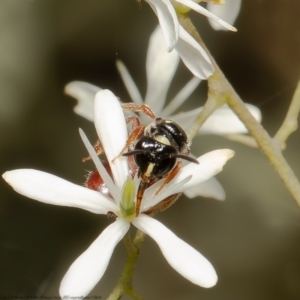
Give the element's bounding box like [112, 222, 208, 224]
[85, 102, 199, 216]
[119, 104, 199, 215]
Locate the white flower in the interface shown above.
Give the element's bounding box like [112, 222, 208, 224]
[3, 90, 235, 298]
[115, 25, 261, 136]
[66, 25, 260, 136]
[146, 10, 214, 79]
[145, 0, 237, 51]
[144, 0, 238, 78]
[64, 25, 261, 201]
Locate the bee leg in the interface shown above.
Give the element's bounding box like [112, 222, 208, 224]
[126, 115, 140, 126]
[82, 140, 104, 162]
[121, 103, 156, 119]
[154, 161, 182, 196]
[144, 193, 182, 216]
[135, 177, 148, 216]
[112, 125, 145, 162]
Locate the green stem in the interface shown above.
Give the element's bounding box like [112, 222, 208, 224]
[274, 80, 300, 148]
[107, 230, 145, 300]
[178, 13, 300, 206]
[186, 88, 225, 139]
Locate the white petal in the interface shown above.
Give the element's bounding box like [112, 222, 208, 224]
[151, 149, 234, 202]
[171, 104, 262, 134]
[142, 150, 232, 206]
[94, 90, 129, 192]
[161, 76, 201, 117]
[65, 81, 101, 121]
[144, 26, 180, 114]
[60, 218, 130, 298]
[201, 104, 262, 134]
[175, 26, 214, 79]
[2, 169, 118, 214]
[207, 0, 242, 31]
[183, 177, 226, 200]
[133, 215, 217, 288]
[172, 149, 235, 193]
[175, 0, 237, 31]
[146, 0, 179, 51]
[116, 60, 144, 105]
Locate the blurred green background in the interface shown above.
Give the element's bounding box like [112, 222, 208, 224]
[1, 0, 300, 299]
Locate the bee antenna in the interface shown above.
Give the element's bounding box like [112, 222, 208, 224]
[173, 154, 199, 164]
[122, 149, 147, 157]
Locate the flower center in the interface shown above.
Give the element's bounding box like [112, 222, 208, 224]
[120, 177, 136, 221]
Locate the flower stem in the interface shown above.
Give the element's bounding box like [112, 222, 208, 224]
[178, 13, 300, 206]
[274, 80, 300, 148]
[107, 230, 145, 300]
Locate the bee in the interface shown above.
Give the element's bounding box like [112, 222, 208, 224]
[117, 103, 199, 216]
[85, 103, 199, 216]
